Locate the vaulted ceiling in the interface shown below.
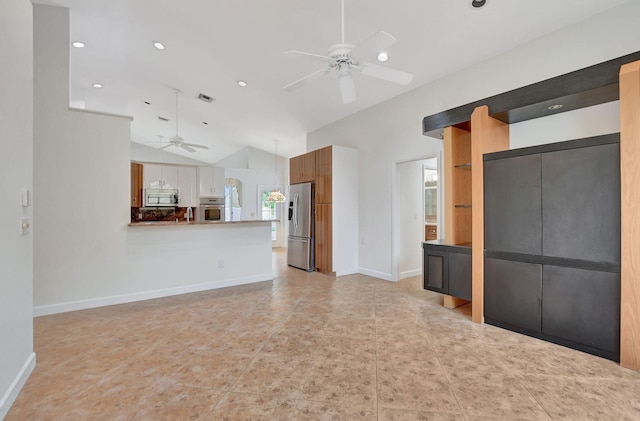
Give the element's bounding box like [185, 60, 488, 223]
[43, 0, 628, 163]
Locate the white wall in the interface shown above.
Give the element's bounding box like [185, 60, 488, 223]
[308, 1, 640, 281]
[0, 0, 35, 418]
[218, 146, 289, 246]
[33, 5, 273, 314]
[510, 101, 621, 149]
[332, 145, 359, 276]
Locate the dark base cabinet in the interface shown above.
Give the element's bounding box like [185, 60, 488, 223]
[483, 134, 621, 362]
[542, 265, 620, 359]
[449, 253, 472, 300]
[484, 258, 541, 335]
[423, 242, 471, 301]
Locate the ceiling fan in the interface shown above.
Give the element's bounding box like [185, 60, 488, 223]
[158, 89, 209, 153]
[283, 0, 414, 104]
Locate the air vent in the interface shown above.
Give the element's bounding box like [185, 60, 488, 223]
[197, 93, 215, 103]
[158, 116, 169, 122]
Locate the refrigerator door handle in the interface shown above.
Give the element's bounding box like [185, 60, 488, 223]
[294, 193, 299, 230]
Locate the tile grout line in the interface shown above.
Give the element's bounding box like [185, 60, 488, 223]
[374, 284, 380, 421]
[421, 307, 467, 420]
[200, 279, 305, 420]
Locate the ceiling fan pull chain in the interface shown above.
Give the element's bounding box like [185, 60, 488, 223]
[175, 89, 179, 137]
[341, 0, 345, 44]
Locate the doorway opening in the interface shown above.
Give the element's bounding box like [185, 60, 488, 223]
[396, 155, 441, 280]
[225, 178, 242, 221]
[258, 185, 285, 247]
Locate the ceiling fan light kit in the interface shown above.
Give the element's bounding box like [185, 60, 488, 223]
[282, 0, 414, 103]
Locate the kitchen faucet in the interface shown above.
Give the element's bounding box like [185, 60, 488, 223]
[186, 207, 193, 222]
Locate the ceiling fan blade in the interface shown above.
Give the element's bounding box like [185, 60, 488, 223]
[180, 144, 197, 153]
[183, 142, 209, 150]
[339, 73, 356, 104]
[158, 144, 173, 150]
[284, 50, 334, 62]
[283, 67, 330, 91]
[359, 62, 413, 85]
[350, 31, 397, 59]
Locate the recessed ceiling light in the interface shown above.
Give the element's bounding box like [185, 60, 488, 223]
[548, 104, 563, 110]
[92, 83, 103, 89]
[376, 52, 389, 62]
[470, 0, 487, 8]
[153, 41, 165, 50]
[72, 41, 85, 48]
[237, 80, 248, 87]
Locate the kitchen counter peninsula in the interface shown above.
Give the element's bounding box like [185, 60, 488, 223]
[128, 219, 278, 227]
[112, 219, 277, 313]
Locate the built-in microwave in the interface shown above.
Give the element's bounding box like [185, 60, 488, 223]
[144, 188, 179, 207]
[197, 197, 225, 222]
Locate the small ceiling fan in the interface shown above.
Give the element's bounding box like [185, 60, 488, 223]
[283, 0, 414, 103]
[159, 89, 209, 153]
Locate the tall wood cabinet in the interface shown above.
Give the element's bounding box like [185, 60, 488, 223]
[315, 146, 332, 204]
[290, 151, 316, 184]
[289, 145, 357, 276]
[131, 162, 143, 207]
[315, 203, 332, 273]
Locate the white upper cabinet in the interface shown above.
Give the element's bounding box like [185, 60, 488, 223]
[178, 166, 198, 207]
[143, 164, 178, 190]
[198, 166, 225, 197]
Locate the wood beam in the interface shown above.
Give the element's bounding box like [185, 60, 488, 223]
[620, 61, 640, 370]
[470, 106, 510, 324]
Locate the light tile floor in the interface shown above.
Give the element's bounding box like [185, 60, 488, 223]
[7, 249, 640, 420]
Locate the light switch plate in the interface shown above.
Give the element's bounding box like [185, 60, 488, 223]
[21, 189, 30, 207]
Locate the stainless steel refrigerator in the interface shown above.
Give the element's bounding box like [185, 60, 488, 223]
[287, 183, 314, 271]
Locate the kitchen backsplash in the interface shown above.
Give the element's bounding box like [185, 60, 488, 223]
[131, 207, 196, 222]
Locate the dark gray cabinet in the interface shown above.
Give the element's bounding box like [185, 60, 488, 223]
[542, 265, 620, 355]
[484, 154, 542, 255]
[449, 253, 472, 300]
[424, 249, 448, 294]
[483, 134, 621, 361]
[542, 143, 620, 264]
[423, 242, 471, 300]
[485, 258, 541, 334]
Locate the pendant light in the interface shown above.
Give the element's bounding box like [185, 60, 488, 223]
[266, 139, 286, 203]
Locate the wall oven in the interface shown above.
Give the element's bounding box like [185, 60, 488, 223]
[197, 197, 225, 222]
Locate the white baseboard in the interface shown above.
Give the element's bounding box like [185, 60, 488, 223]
[359, 267, 395, 282]
[33, 274, 273, 317]
[0, 352, 36, 420]
[399, 269, 422, 280]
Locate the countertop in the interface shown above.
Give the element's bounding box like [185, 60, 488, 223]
[129, 219, 279, 227]
[423, 239, 472, 253]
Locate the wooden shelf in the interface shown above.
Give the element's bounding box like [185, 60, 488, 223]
[444, 127, 472, 248]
